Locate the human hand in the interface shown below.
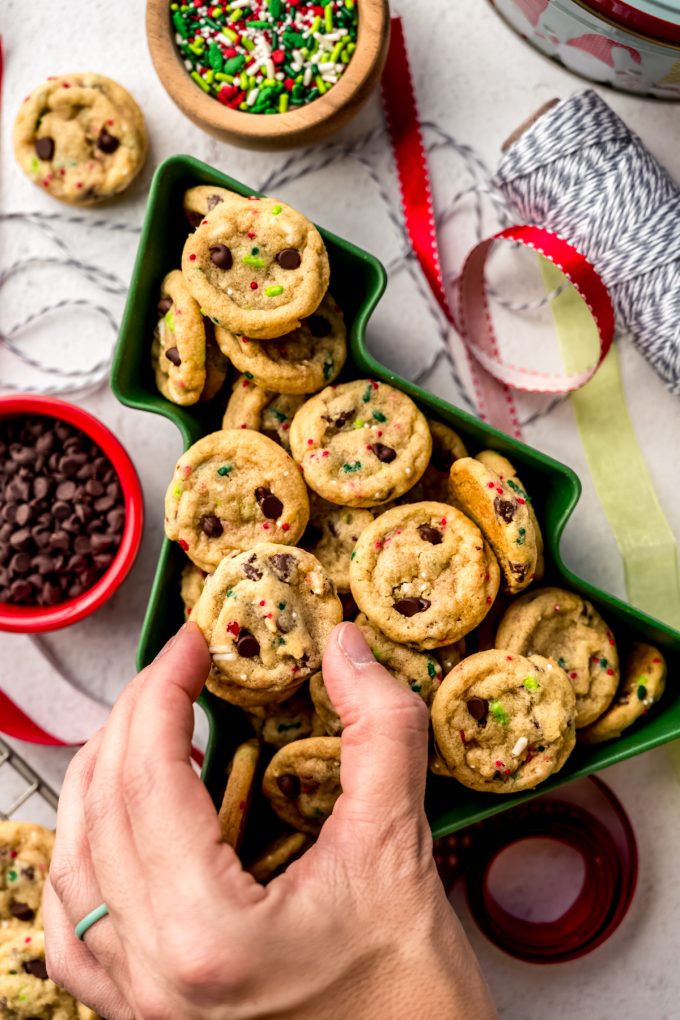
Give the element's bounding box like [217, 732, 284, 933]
[44, 621, 498, 1020]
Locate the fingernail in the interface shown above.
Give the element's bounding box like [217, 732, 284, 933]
[153, 623, 186, 661]
[338, 622, 375, 665]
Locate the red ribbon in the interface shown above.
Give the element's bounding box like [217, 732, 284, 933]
[381, 16, 616, 439]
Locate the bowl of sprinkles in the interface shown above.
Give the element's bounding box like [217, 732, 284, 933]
[147, 0, 390, 148]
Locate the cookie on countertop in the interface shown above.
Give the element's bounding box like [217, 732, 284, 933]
[289, 380, 432, 508]
[246, 689, 325, 749]
[432, 649, 576, 793]
[218, 738, 260, 851]
[164, 429, 309, 572]
[215, 293, 346, 394]
[449, 456, 538, 593]
[0, 928, 97, 1019]
[246, 830, 311, 884]
[475, 449, 544, 582]
[349, 502, 500, 649]
[0, 822, 53, 932]
[262, 737, 342, 835]
[579, 643, 666, 744]
[183, 185, 240, 228]
[300, 505, 374, 592]
[194, 543, 342, 706]
[13, 73, 147, 205]
[222, 376, 304, 451]
[181, 194, 329, 340]
[495, 587, 619, 728]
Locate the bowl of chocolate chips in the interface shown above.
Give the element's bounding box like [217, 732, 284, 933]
[0, 395, 143, 632]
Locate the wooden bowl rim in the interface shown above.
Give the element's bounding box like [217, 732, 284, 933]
[146, 0, 389, 143]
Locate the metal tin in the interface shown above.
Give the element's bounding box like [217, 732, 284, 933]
[112, 155, 680, 840]
[492, 0, 680, 97]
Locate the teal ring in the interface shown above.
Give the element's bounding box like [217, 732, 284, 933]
[74, 903, 109, 941]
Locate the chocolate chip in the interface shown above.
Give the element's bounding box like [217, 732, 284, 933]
[164, 346, 181, 366]
[206, 193, 224, 210]
[269, 552, 295, 582]
[393, 597, 431, 616]
[97, 129, 120, 154]
[52, 501, 71, 521]
[467, 697, 489, 724]
[254, 487, 283, 520]
[157, 297, 172, 315]
[35, 137, 54, 160]
[277, 774, 300, 799]
[200, 514, 223, 538]
[9, 900, 34, 921]
[494, 496, 516, 523]
[334, 409, 354, 429]
[9, 528, 31, 551]
[22, 959, 48, 980]
[418, 524, 442, 545]
[276, 248, 301, 269]
[85, 479, 104, 497]
[9, 580, 33, 601]
[10, 553, 31, 575]
[237, 631, 260, 657]
[21, 866, 35, 880]
[14, 504, 31, 526]
[307, 314, 332, 338]
[508, 561, 529, 581]
[370, 443, 397, 464]
[209, 244, 233, 269]
[33, 477, 51, 499]
[56, 480, 76, 500]
[242, 556, 263, 581]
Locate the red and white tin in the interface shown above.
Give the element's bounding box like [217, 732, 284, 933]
[492, 0, 680, 97]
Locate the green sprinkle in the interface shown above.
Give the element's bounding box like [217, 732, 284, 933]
[251, 246, 260, 255]
[311, 14, 322, 32]
[362, 384, 372, 402]
[427, 660, 438, 679]
[507, 478, 530, 501]
[277, 721, 301, 732]
[191, 71, 211, 93]
[269, 0, 282, 14]
[271, 204, 282, 214]
[172, 11, 189, 36]
[350, 550, 356, 559]
[277, 601, 286, 610]
[242, 254, 265, 267]
[223, 26, 239, 42]
[342, 461, 362, 473]
[208, 42, 223, 72]
[217, 464, 232, 476]
[516, 527, 526, 546]
[490, 701, 510, 725]
[637, 684, 648, 701]
[322, 359, 333, 380]
[164, 310, 175, 332]
[241, 36, 255, 51]
[372, 409, 387, 422]
[557, 657, 568, 669]
[600, 658, 608, 668]
[244, 371, 254, 379]
[173, 484, 183, 498]
[7, 870, 17, 882]
[226, 589, 234, 598]
[30, 157, 40, 172]
[229, 7, 243, 21]
[371, 646, 385, 663]
[352, 418, 365, 429]
[265, 285, 284, 296]
[224, 54, 245, 74]
[271, 408, 287, 423]
[279, 93, 289, 113]
[325, 3, 333, 30]
[410, 682, 422, 693]
[523, 676, 540, 691]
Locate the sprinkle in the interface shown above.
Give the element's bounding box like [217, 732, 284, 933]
[179, 539, 189, 551]
[637, 684, 648, 700]
[362, 383, 372, 402]
[512, 737, 528, 756]
[189, 253, 197, 261]
[242, 254, 265, 267]
[271, 203, 282, 214]
[341, 461, 362, 473]
[217, 464, 232, 476]
[372, 409, 386, 422]
[490, 701, 509, 725]
[265, 285, 284, 296]
[523, 676, 539, 691]
[606, 668, 615, 676]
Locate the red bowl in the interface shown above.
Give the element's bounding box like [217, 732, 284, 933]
[0, 395, 144, 632]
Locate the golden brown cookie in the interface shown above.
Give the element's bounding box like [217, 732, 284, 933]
[309, 672, 342, 736]
[300, 505, 374, 592]
[246, 831, 310, 884]
[475, 450, 545, 581]
[221, 376, 304, 451]
[349, 502, 500, 649]
[13, 73, 147, 205]
[495, 587, 620, 728]
[182, 185, 240, 228]
[0, 928, 96, 1018]
[180, 562, 209, 620]
[151, 270, 209, 406]
[262, 737, 341, 835]
[432, 650, 576, 793]
[246, 690, 325, 749]
[218, 738, 260, 851]
[0, 822, 53, 932]
[406, 420, 468, 503]
[579, 643, 666, 744]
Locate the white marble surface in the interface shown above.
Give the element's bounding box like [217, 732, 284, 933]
[1, 1, 680, 1016]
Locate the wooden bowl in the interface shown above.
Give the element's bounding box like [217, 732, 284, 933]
[146, 0, 390, 150]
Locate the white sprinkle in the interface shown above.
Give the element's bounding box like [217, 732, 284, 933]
[184, 59, 193, 70]
[209, 645, 233, 654]
[405, 467, 412, 475]
[175, 33, 183, 44]
[275, 72, 285, 81]
[512, 737, 528, 756]
[303, 66, 313, 86]
[247, 88, 260, 106]
[290, 62, 301, 73]
[318, 62, 336, 72]
[212, 653, 237, 662]
[293, 49, 304, 63]
[321, 74, 338, 84]
[240, 673, 247, 681]
[216, 33, 233, 46]
[227, 288, 234, 297]
[230, 0, 251, 6]
[292, 611, 298, 619]
[266, 59, 276, 79]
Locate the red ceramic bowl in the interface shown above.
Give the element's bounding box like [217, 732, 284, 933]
[0, 395, 144, 632]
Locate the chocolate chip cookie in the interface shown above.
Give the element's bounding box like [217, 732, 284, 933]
[289, 380, 432, 507]
[449, 456, 538, 593]
[580, 643, 666, 744]
[495, 587, 620, 728]
[164, 429, 309, 572]
[246, 830, 311, 884]
[349, 502, 500, 649]
[262, 737, 342, 835]
[222, 376, 305, 451]
[0, 928, 96, 1019]
[180, 562, 209, 620]
[13, 73, 147, 205]
[181, 194, 329, 340]
[183, 185, 239, 229]
[309, 672, 342, 736]
[151, 270, 210, 406]
[0, 822, 53, 933]
[218, 738, 260, 851]
[432, 649, 576, 792]
[475, 449, 545, 581]
[215, 293, 346, 394]
[194, 543, 342, 705]
[300, 505, 374, 592]
[246, 689, 325, 749]
[406, 420, 468, 503]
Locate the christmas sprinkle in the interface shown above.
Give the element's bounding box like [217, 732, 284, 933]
[170, 0, 359, 112]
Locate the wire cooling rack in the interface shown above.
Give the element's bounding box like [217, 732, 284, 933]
[0, 737, 58, 826]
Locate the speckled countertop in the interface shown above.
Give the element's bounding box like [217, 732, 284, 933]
[2, 1, 680, 1016]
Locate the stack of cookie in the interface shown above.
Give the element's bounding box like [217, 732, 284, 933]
[159, 185, 667, 881]
[0, 821, 97, 1018]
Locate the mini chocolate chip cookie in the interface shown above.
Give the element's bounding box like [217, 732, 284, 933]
[309, 672, 342, 736]
[180, 562, 209, 620]
[432, 649, 576, 793]
[215, 293, 347, 394]
[495, 587, 620, 728]
[433, 639, 466, 675]
[13, 73, 147, 205]
[194, 543, 342, 705]
[164, 429, 309, 572]
[289, 380, 432, 507]
[0, 928, 96, 1019]
[181, 194, 329, 340]
[246, 830, 311, 884]
[300, 505, 374, 592]
[218, 738, 260, 850]
[349, 502, 500, 649]
[406, 420, 468, 503]
[475, 450, 545, 582]
[262, 737, 342, 835]
[183, 185, 240, 229]
[246, 689, 325, 749]
[0, 822, 53, 932]
[449, 456, 538, 593]
[222, 376, 305, 451]
[579, 643, 666, 744]
[151, 270, 210, 406]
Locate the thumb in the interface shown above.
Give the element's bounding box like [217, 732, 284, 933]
[321, 622, 430, 839]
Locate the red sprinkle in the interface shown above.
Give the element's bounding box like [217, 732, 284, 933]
[259, 600, 266, 606]
[459, 730, 467, 744]
[506, 655, 513, 661]
[439, 518, 447, 525]
[486, 596, 492, 604]
[226, 621, 240, 637]
[606, 668, 615, 675]
[569, 671, 578, 679]
[247, 230, 257, 239]
[250, 281, 258, 290]
[242, 379, 250, 388]
[487, 481, 495, 489]
[321, 450, 329, 457]
[262, 522, 271, 530]
[307, 438, 314, 446]
[178, 539, 189, 551]
[652, 657, 662, 663]
[189, 253, 197, 261]
[281, 522, 290, 531]
[272, 49, 285, 64]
